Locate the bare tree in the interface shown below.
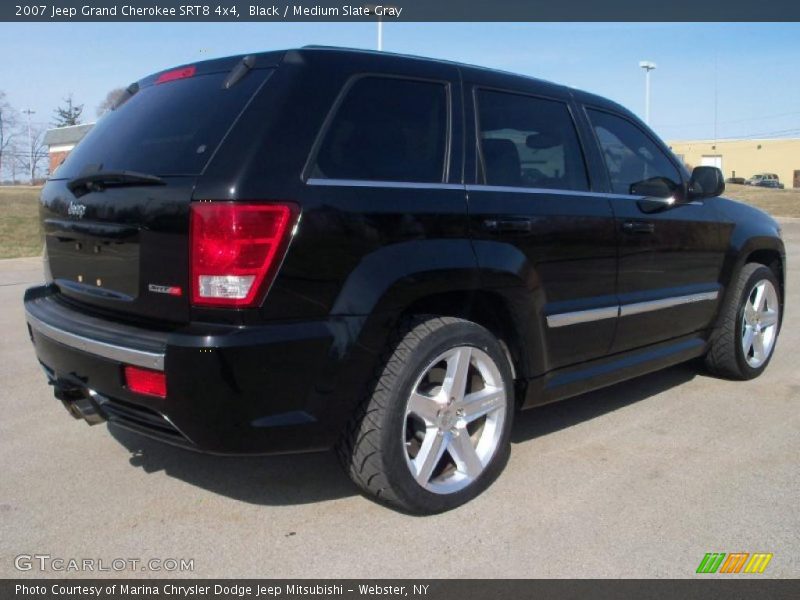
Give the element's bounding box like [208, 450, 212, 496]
[15, 123, 48, 184]
[0, 140, 19, 183]
[97, 87, 127, 117]
[0, 91, 17, 180]
[53, 93, 83, 127]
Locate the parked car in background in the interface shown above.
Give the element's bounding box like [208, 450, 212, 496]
[746, 173, 784, 188]
[755, 179, 785, 189]
[23, 47, 787, 513]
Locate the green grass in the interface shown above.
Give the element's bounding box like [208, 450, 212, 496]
[0, 186, 42, 259]
[0, 182, 796, 259]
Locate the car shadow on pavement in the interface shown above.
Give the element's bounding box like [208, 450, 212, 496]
[512, 363, 699, 443]
[107, 362, 699, 506]
[108, 425, 357, 506]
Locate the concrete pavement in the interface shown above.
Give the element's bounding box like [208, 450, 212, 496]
[1, 223, 798, 578]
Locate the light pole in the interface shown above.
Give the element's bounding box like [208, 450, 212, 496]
[365, 5, 397, 50]
[22, 108, 35, 184]
[639, 61, 656, 125]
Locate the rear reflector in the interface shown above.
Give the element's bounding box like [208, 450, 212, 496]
[190, 202, 298, 308]
[124, 366, 167, 398]
[156, 65, 196, 84]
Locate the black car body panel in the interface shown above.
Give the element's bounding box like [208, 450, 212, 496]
[41, 178, 195, 323]
[24, 47, 786, 454]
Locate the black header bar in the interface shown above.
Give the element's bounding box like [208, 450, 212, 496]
[4, 0, 800, 22]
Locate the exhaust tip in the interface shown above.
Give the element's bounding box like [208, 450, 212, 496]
[54, 385, 107, 426]
[71, 397, 106, 426]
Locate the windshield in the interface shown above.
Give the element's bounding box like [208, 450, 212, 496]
[54, 69, 272, 179]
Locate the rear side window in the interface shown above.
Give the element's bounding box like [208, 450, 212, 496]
[55, 69, 272, 179]
[587, 109, 681, 197]
[476, 90, 589, 191]
[312, 77, 448, 182]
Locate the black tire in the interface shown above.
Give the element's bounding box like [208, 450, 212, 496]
[706, 263, 782, 380]
[337, 316, 515, 514]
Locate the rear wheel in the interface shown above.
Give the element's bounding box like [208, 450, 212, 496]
[338, 316, 514, 514]
[706, 264, 782, 379]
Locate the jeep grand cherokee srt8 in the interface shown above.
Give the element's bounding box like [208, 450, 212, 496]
[25, 47, 785, 513]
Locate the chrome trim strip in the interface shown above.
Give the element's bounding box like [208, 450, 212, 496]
[546, 306, 619, 328]
[467, 185, 705, 204]
[305, 179, 705, 205]
[306, 178, 464, 191]
[25, 310, 165, 370]
[467, 184, 623, 199]
[620, 291, 719, 317]
[308, 178, 637, 198]
[546, 291, 719, 328]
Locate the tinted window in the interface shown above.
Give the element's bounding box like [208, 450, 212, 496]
[476, 90, 588, 191]
[55, 70, 273, 178]
[587, 109, 681, 197]
[313, 77, 448, 182]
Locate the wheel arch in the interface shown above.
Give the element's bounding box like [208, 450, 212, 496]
[327, 240, 547, 422]
[713, 234, 786, 335]
[337, 287, 546, 416]
[745, 247, 785, 305]
[397, 290, 528, 384]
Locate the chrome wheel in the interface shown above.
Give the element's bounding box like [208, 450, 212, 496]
[403, 346, 507, 495]
[741, 279, 780, 368]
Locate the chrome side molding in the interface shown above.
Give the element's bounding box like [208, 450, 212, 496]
[547, 291, 719, 328]
[546, 306, 619, 328]
[619, 291, 719, 317]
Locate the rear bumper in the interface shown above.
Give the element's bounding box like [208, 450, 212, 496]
[24, 285, 363, 454]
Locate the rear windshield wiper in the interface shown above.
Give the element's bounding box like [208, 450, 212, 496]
[68, 170, 165, 196]
[111, 82, 139, 111]
[222, 55, 256, 89]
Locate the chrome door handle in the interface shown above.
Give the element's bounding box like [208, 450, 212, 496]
[622, 221, 655, 234]
[483, 218, 534, 233]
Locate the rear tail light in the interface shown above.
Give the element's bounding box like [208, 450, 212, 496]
[124, 366, 167, 398]
[190, 202, 298, 308]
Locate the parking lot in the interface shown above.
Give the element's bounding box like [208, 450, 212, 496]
[1, 220, 798, 579]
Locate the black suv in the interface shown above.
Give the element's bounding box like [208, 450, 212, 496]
[25, 47, 785, 513]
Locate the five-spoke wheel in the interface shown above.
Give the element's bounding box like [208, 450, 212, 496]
[741, 279, 780, 368]
[404, 346, 507, 494]
[706, 262, 782, 379]
[339, 316, 514, 514]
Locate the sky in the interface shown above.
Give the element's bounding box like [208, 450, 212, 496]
[0, 21, 798, 142]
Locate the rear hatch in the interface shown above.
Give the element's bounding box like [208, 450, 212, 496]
[42, 55, 278, 323]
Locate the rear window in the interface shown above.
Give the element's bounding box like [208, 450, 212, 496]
[311, 76, 448, 183]
[54, 69, 272, 179]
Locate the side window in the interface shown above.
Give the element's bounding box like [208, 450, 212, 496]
[476, 90, 589, 191]
[587, 109, 681, 197]
[312, 77, 448, 183]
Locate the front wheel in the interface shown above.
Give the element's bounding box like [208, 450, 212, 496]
[706, 263, 782, 380]
[338, 316, 514, 514]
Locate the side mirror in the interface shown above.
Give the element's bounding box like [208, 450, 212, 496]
[631, 176, 681, 214]
[688, 166, 725, 200]
[630, 176, 677, 198]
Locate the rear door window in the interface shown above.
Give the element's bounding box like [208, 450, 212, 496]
[475, 89, 589, 191]
[311, 77, 449, 183]
[54, 69, 273, 179]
